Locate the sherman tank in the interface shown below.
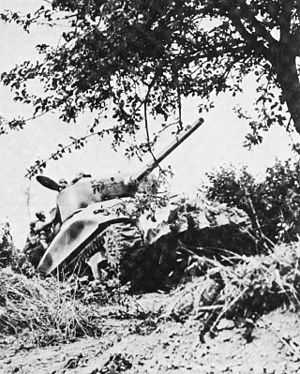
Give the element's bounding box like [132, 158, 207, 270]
[24, 120, 255, 290]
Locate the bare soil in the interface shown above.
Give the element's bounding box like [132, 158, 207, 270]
[1, 299, 300, 374]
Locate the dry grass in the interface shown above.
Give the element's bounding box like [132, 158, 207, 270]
[0, 269, 103, 346]
[1, 242, 300, 347]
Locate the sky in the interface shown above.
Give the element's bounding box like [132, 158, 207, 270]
[0, 0, 298, 247]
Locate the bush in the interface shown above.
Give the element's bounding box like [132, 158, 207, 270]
[161, 241, 300, 341]
[0, 222, 14, 268]
[205, 159, 300, 244]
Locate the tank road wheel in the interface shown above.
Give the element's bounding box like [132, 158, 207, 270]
[58, 232, 107, 280]
[58, 222, 144, 284]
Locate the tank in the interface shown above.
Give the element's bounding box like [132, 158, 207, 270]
[25, 173, 254, 291]
[23, 121, 255, 289]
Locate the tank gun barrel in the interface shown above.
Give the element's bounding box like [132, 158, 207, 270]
[135, 118, 204, 183]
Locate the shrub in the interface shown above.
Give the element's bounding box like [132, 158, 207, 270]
[205, 159, 300, 244]
[0, 221, 14, 268]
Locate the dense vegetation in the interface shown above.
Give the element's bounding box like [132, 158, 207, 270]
[205, 159, 300, 245]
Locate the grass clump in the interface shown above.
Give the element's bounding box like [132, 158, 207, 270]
[0, 269, 104, 346]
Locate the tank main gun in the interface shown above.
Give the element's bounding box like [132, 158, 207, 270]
[134, 118, 204, 184]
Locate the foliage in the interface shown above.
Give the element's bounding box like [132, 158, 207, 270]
[91, 171, 171, 221]
[132, 171, 172, 221]
[161, 241, 300, 341]
[1, 1, 300, 175]
[0, 220, 39, 277]
[205, 159, 300, 244]
[0, 222, 15, 269]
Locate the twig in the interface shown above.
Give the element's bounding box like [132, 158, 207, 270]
[143, 101, 166, 176]
[209, 288, 248, 334]
[25, 123, 125, 178]
[23, 110, 54, 123]
[246, 194, 275, 250]
[177, 80, 183, 131]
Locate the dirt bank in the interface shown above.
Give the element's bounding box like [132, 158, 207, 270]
[1, 308, 299, 374]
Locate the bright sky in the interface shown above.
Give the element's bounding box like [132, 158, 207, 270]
[0, 0, 298, 247]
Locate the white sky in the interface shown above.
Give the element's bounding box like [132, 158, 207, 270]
[0, 0, 298, 247]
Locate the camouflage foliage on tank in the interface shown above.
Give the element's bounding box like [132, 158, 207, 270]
[98, 195, 255, 291]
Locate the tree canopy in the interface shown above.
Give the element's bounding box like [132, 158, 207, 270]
[1, 0, 300, 176]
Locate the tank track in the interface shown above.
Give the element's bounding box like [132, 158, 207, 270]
[61, 232, 105, 278]
[59, 222, 143, 280]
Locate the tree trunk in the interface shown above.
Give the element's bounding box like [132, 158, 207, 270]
[275, 52, 300, 134]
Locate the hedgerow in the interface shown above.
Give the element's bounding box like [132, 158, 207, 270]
[205, 159, 300, 245]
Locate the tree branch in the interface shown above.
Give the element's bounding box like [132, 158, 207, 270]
[144, 101, 159, 166]
[238, 1, 278, 47]
[25, 123, 130, 178]
[228, 14, 272, 61]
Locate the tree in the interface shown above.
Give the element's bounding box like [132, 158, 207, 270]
[1, 1, 300, 176]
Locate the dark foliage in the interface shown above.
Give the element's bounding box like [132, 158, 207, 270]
[0, 222, 14, 268]
[205, 159, 300, 244]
